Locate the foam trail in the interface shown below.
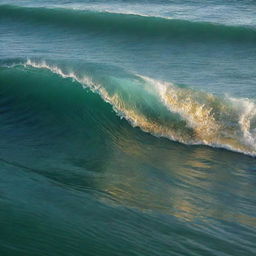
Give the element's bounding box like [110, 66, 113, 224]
[23, 60, 256, 156]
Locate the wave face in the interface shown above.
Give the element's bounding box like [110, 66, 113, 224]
[1, 4, 256, 42]
[1, 59, 256, 156]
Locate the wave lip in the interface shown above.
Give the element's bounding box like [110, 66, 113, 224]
[1, 5, 256, 42]
[1, 59, 253, 156]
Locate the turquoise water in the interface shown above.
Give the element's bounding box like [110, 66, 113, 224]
[0, 1, 256, 255]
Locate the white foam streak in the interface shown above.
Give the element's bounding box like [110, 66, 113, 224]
[230, 97, 256, 147]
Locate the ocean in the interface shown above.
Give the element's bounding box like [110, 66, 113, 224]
[0, 1, 256, 255]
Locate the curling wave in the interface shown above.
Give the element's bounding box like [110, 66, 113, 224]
[1, 59, 256, 156]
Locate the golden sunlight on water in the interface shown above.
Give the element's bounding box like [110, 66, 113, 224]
[95, 139, 256, 228]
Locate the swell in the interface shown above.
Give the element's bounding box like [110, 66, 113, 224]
[1, 5, 256, 42]
[0, 59, 256, 156]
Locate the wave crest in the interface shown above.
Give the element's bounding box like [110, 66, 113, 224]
[3, 59, 256, 156]
[1, 5, 256, 42]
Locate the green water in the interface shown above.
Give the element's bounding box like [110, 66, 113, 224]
[0, 1, 256, 255]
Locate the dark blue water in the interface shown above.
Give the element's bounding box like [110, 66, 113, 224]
[0, 1, 256, 255]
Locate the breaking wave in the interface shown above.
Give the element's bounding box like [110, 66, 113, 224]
[1, 59, 256, 156]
